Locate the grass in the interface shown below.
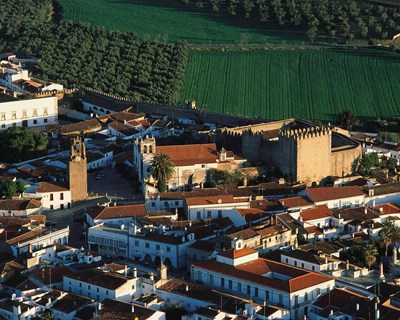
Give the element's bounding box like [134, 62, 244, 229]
[179, 49, 400, 122]
[56, 0, 311, 44]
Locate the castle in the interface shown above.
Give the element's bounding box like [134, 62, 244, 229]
[221, 119, 361, 186]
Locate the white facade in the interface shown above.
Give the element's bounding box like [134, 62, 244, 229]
[192, 251, 335, 320]
[0, 300, 37, 320]
[0, 96, 58, 129]
[63, 272, 139, 303]
[9, 226, 69, 257]
[24, 184, 71, 211]
[186, 200, 250, 220]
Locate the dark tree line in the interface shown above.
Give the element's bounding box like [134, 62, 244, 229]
[0, 1, 189, 105]
[178, 0, 400, 40]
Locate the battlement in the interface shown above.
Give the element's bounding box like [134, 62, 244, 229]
[280, 126, 331, 140]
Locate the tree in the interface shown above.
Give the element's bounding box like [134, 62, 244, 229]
[338, 110, 359, 131]
[149, 153, 175, 193]
[380, 218, 396, 255]
[40, 310, 53, 320]
[0, 181, 17, 198]
[363, 244, 378, 270]
[358, 153, 379, 175]
[16, 180, 27, 193]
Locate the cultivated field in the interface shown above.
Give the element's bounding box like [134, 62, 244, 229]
[179, 49, 400, 122]
[56, 0, 309, 44]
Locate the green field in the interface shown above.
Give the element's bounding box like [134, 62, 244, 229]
[56, 0, 310, 44]
[179, 49, 400, 122]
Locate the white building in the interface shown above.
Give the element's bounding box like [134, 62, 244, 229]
[24, 181, 71, 210]
[7, 226, 69, 257]
[302, 186, 365, 209]
[0, 198, 42, 216]
[0, 95, 58, 129]
[191, 245, 335, 320]
[0, 298, 37, 320]
[184, 195, 250, 221]
[63, 269, 138, 303]
[133, 136, 246, 192]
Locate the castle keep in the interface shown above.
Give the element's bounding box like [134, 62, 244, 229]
[223, 119, 361, 185]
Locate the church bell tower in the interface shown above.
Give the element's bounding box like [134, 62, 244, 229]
[69, 136, 88, 202]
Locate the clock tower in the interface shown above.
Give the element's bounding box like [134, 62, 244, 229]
[69, 136, 88, 202]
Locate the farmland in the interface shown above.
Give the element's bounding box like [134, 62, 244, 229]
[179, 49, 400, 122]
[56, 0, 309, 44]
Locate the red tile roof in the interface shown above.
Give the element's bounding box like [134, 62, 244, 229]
[185, 195, 245, 206]
[194, 257, 333, 293]
[256, 225, 284, 237]
[218, 248, 256, 259]
[279, 196, 314, 208]
[0, 199, 41, 211]
[300, 205, 333, 221]
[307, 186, 365, 202]
[371, 203, 400, 215]
[6, 227, 46, 245]
[156, 143, 218, 166]
[88, 204, 147, 220]
[36, 182, 69, 193]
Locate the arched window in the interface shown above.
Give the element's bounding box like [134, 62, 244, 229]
[143, 145, 147, 153]
[149, 145, 153, 153]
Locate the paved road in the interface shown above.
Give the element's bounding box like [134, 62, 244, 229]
[45, 196, 110, 226]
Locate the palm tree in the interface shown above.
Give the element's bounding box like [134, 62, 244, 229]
[149, 153, 175, 193]
[363, 244, 378, 270]
[380, 218, 395, 255]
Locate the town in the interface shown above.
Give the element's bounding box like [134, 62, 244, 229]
[0, 50, 400, 320]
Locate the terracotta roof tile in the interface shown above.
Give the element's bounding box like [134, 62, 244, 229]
[185, 195, 245, 206]
[300, 205, 333, 221]
[97, 298, 156, 320]
[218, 248, 256, 259]
[6, 227, 46, 245]
[36, 182, 69, 193]
[0, 199, 41, 211]
[279, 196, 314, 209]
[307, 186, 364, 202]
[94, 204, 147, 220]
[156, 143, 218, 166]
[194, 257, 333, 293]
[64, 270, 129, 290]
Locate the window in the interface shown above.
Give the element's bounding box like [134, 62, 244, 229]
[135, 240, 139, 246]
[156, 244, 160, 250]
[60, 193, 64, 200]
[1, 124, 5, 128]
[218, 210, 222, 218]
[286, 258, 288, 263]
[50, 194, 54, 201]
[312, 266, 315, 271]
[175, 201, 179, 206]
[247, 285, 251, 295]
[164, 201, 168, 206]
[50, 205, 53, 210]
[210, 275, 214, 285]
[1, 113, 5, 120]
[197, 212, 201, 219]
[12, 112, 16, 119]
[97, 288, 99, 292]
[166, 246, 171, 252]
[22, 110, 27, 118]
[207, 211, 211, 218]
[106, 290, 109, 295]
[238, 283, 241, 292]
[33, 120, 37, 124]
[305, 292, 309, 301]
[302, 263, 304, 268]
[132, 285, 135, 289]
[294, 261, 297, 266]
[88, 285, 91, 289]
[255, 287, 258, 297]
[44, 118, 48, 123]
[221, 278, 225, 287]
[43, 108, 48, 115]
[145, 242, 149, 249]
[79, 283, 82, 287]
[229, 280, 232, 289]
[201, 164, 205, 168]
[266, 291, 270, 301]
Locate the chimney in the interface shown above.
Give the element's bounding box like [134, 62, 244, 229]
[364, 208, 368, 214]
[394, 247, 398, 265]
[47, 297, 52, 306]
[373, 200, 376, 207]
[124, 264, 128, 277]
[149, 272, 154, 281]
[346, 260, 349, 270]
[376, 303, 380, 320]
[356, 304, 359, 311]
[98, 302, 102, 311]
[380, 262, 384, 279]
[133, 268, 138, 278]
[185, 284, 189, 292]
[132, 305, 135, 313]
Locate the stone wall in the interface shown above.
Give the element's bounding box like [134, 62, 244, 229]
[330, 145, 362, 178]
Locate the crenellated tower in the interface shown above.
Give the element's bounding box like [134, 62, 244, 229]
[277, 126, 332, 185]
